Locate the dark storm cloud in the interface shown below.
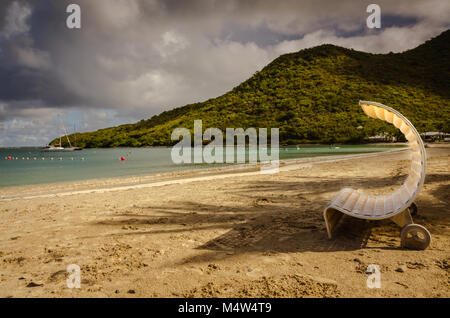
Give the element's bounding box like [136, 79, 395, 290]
[0, 1, 85, 112]
[0, 0, 449, 146]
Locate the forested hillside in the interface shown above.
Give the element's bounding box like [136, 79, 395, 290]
[52, 30, 450, 147]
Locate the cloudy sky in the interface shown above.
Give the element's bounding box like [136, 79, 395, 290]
[0, 0, 449, 146]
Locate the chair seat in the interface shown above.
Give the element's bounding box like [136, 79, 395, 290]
[328, 188, 403, 219]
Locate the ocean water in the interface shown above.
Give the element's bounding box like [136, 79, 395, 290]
[0, 145, 403, 187]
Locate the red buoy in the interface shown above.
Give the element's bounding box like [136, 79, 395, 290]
[120, 156, 125, 161]
[7, 156, 12, 160]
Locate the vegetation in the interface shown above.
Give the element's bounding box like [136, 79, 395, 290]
[52, 30, 450, 147]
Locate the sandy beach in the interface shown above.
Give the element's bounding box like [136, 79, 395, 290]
[0, 145, 448, 298]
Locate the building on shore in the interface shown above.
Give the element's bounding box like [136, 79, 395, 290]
[420, 132, 450, 142]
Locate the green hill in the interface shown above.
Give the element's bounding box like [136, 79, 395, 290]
[53, 30, 450, 147]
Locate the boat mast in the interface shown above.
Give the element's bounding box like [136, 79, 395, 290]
[73, 123, 78, 147]
[63, 124, 72, 148]
[58, 115, 72, 148]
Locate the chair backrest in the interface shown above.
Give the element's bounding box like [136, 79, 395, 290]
[359, 101, 426, 214]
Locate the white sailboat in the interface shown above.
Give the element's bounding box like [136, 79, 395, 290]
[42, 116, 83, 151]
[42, 135, 65, 151]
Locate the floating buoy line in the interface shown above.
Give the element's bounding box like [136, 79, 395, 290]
[4, 153, 131, 161]
[4, 156, 86, 161]
[4, 155, 131, 161]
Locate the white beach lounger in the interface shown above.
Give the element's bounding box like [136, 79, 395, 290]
[323, 101, 431, 250]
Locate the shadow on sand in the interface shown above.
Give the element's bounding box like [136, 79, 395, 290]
[93, 173, 449, 264]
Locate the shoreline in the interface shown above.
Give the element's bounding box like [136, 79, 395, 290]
[0, 148, 408, 201]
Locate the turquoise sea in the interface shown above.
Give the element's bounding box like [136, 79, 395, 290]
[0, 145, 403, 187]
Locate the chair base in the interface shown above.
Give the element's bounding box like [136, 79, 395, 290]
[323, 203, 431, 250]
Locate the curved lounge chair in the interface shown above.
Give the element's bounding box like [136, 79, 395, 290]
[323, 101, 431, 250]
